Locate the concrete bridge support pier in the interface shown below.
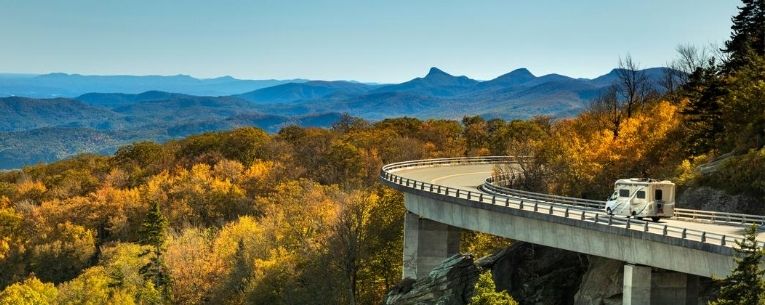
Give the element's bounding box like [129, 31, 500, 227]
[402, 211, 461, 279]
[623, 264, 700, 305]
[651, 271, 699, 305]
[623, 264, 652, 305]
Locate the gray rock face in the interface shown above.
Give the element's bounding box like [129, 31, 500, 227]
[573, 257, 623, 305]
[384, 254, 480, 305]
[479, 242, 588, 305]
[677, 186, 761, 214]
[386, 242, 589, 305]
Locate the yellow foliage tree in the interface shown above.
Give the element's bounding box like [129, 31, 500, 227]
[166, 228, 225, 305]
[0, 276, 57, 305]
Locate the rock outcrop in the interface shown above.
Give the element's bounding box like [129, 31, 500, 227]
[386, 242, 589, 305]
[384, 254, 480, 305]
[677, 186, 761, 214]
[478, 242, 589, 305]
[573, 257, 623, 305]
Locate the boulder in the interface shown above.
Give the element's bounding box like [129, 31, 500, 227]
[384, 254, 480, 305]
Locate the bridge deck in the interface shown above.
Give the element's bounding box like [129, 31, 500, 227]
[392, 163, 765, 242]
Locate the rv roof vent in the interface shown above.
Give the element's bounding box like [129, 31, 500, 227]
[629, 178, 658, 182]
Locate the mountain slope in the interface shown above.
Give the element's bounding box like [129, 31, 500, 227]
[371, 67, 479, 97]
[476, 68, 537, 90]
[236, 81, 375, 104]
[0, 97, 121, 131]
[76, 91, 198, 108]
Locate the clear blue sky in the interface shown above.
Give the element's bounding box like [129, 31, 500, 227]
[0, 0, 740, 82]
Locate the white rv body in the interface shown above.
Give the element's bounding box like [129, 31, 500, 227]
[604, 178, 675, 221]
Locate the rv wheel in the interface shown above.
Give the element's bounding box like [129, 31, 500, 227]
[606, 208, 612, 215]
[651, 217, 660, 222]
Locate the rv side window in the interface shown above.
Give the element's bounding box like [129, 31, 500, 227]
[636, 190, 645, 199]
[655, 189, 663, 201]
[619, 189, 630, 197]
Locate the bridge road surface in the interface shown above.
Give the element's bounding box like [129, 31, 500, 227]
[391, 163, 765, 242]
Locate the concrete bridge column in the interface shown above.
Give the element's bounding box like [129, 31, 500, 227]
[623, 264, 652, 305]
[623, 264, 701, 305]
[651, 271, 699, 305]
[402, 212, 461, 279]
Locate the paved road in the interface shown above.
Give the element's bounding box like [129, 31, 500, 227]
[391, 163, 765, 241]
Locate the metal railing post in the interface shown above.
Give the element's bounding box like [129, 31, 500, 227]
[626, 218, 631, 229]
[643, 221, 648, 232]
[564, 208, 569, 218]
[681, 228, 687, 239]
[721, 235, 726, 246]
[608, 215, 613, 225]
[663, 225, 668, 236]
[701, 232, 706, 243]
[548, 205, 553, 215]
[533, 203, 538, 212]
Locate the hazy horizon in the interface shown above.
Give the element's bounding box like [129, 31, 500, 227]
[0, 66, 667, 84]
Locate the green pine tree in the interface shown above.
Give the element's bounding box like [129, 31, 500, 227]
[723, 0, 765, 72]
[138, 201, 172, 304]
[680, 63, 727, 156]
[140, 201, 169, 247]
[710, 225, 764, 305]
[469, 271, 518, 305]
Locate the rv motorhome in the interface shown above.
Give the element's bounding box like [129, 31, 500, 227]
[604, 178, 675, 222]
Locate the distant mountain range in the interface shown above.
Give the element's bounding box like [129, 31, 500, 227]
[0, 73, 308, 97]
[0, 67, 671, 168]
[231, 67, 669, 120]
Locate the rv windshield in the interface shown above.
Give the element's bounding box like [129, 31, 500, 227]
[608, 191, 617, 200]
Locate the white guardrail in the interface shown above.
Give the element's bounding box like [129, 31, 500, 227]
[380, 156, 765, 249]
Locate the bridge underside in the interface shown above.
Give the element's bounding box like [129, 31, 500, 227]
[401, 192, 716, 305]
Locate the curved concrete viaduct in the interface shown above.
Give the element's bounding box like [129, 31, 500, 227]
[380, 157, 765, 305]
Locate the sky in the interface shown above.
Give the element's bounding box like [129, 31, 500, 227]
[0, 0, 741, 83]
